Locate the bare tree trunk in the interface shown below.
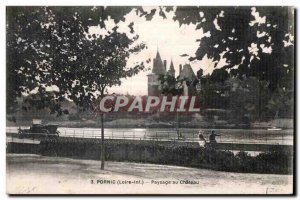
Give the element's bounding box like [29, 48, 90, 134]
[100, 90, 105, 170]
[100, 113, 105, 170]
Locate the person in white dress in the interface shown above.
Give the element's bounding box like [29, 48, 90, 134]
[198, 131, 206, 147]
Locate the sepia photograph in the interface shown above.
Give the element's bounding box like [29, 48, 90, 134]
[5, 5, 295, 195]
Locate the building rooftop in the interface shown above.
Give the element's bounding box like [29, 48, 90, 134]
[179, 64, 196, 79]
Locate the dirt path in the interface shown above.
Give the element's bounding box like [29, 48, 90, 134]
[6, 154, 293, 194]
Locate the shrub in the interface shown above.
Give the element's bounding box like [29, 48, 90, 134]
[34, 139, 293, 174]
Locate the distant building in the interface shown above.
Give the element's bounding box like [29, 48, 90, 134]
[147, 50, 196, 96]
[178, 63, 197, 96]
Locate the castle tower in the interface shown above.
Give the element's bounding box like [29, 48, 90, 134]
[147, 51, 197, 96]
[167, 59, 175, 77]
[147, 50, 166, 96]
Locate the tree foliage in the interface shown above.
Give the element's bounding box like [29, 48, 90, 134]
[7, 6, 148, 115]
[7, 6, 294, 120]
[171, 6, 294, 93]
[156, 6, 294, 119]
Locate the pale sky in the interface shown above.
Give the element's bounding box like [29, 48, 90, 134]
[90, 7, 225, 95]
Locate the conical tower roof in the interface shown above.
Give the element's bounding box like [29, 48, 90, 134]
[152, 51, 166, 75]
[169, 59, 175, 72]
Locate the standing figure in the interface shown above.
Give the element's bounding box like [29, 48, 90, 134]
[209, 130, 221, 144]
[198, 130, 206, 147]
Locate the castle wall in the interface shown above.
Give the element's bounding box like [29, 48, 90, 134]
[148, 74, 161, 96]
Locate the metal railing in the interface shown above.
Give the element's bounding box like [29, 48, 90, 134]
[6, 127, 294, 145]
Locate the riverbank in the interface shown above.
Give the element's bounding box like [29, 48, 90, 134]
[6, 154, 293, 194]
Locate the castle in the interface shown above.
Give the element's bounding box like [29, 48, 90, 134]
[147, 50, 196, 96]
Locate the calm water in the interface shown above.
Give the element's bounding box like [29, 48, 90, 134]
[7, 127, 294, 145]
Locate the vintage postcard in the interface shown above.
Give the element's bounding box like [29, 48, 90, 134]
[6, 6, 294, 195]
